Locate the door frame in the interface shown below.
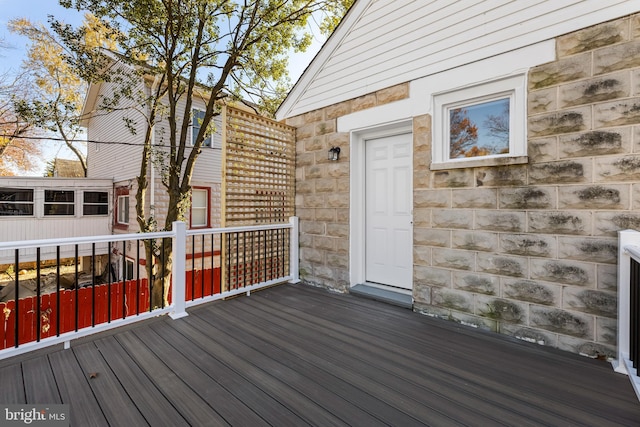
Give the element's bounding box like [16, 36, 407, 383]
[350, 120, 413, 289]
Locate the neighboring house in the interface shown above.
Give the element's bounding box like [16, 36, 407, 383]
[276, 0, 640, 358]
[52, 159, 85, 177]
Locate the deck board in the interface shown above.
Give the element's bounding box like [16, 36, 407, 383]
[1, 283, 639, 426]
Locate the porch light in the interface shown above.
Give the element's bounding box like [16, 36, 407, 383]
[328, 146, 340, 161]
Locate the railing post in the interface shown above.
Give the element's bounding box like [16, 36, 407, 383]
[289, 216, 300, 284]
[170, 221, 188, 319]
[616, 230, 634, 374]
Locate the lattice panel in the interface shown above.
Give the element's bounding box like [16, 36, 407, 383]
[222, 106, 296, 226]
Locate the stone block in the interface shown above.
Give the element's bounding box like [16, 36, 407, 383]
[414, 189, 451, 208]
[500, 324, 557, 347]
[595, 155, 640, 182]
[594, 98, 640, 128]
[296, 180, 314, 194]
[477, 253, 527, 277]
[315, 208, 335, 222]
[432, 248, 475, 271]
[634, 184, 640, 210]
[296, 208, 315, 221]
[414, 228, 450, 247]
[476, 295, 527, 324]
[304, 136, 325, 151]
[376, 83, 409, 105]
[451, 188, 497, 209]
[412, 209, 431, 228]
[530, 306, 594, 339]
[296, 152, 315, 167]
[414, 169, 432, 189]
[557, 336, 614, 359]
[557, 18, 628, 57]
[414, 266, 451, 288]
[301, 247, 324, 264]
[335, 237, 349, 254]
[335, 208, 349, 223]
[596, 317, 617, 346]
[528, 107, 591, 137]
[325, 101, 352, 120]
[296, 123, 315, 140]
[327, 223, 349, 238]
[414, 150, 431, 169]
[594, 211, 640, 237]
[413, 283, 431, 305]
[301, 221, 325, 235]
[528, 137, 558, 162]
[559, 71, 630, 108]
[502, 278, 560, 306]
[500, 233, 556, 257]
[597, 264, 617, 291]
[284, 114, 305, 128]
[315, 120, 336, 136]
[313, 235, 336, 251]
[432, 287, 473, 313]
[634, 14, 640, 39]
[413, 115, 432, 150]
[528, 159, 591, 184]
[413, 303, 452, 321]
[315, 178, 337, 193]
[530, 259, 596, 286]
[304, 165, 325, 180]
[326, 193, 349, 208]
[558, 184, 629, 209]
[327, 132, 349, 147]
[327, 253, 349, 270]
[475, 211, 525, 232]
[304, 109, 324, 124]
[302, 194, 326, 208]
[336, 177, 349, 193]
[475, 165, 527, 187]
[499, 187, 556, 209]
[413, 245, 432, 266]
[451, 230, 498, 252]
[594, 40, 640, 75]
[558, 236, 618, 264]
[351, 93, 377, 112]
[528, 53, 591, 90]
[299, 232, 313, 248]
[528, 87, 557, 115]
[559, 128, 630, 158]
[327, 162, 349, 178]
[528, 211, 591, 235]
[563, 287, 617, 318]
[452, 271, 498, 295]
[433, 169, 474, 188]
[432, 209, 473, 230]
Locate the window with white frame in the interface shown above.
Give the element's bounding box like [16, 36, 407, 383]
[83, 191, 109, 215]
[190, 187, 209, 228]
[44, 190, 75, 216]
[0, 188, 34, 216]
[192, 109, 212, 147]
[117, 195, 129, 224]
[432, 74, 526, 169]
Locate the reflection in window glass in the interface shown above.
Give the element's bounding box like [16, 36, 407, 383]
[192, 109, 212, 147]
[44, 190, 75, 216]
[0, 188, 34, 216]
[449, 98, 510, 159]
[83, 191, 109, 215]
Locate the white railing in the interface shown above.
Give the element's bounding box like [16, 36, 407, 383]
[0, 217, 299, 360]
[615, 229, 640, 402]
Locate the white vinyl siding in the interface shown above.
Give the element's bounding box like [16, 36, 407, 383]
[278, 0, 637, 119]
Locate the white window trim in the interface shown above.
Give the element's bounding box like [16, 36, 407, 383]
[432, 74, 527, 170]
[190, 188, 209, 228]
[191, 108, 212, 148]
[117, 195, 129, 225]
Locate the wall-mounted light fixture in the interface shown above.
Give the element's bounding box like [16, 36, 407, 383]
[328, 146, 341, 161]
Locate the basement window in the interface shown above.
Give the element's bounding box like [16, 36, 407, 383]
[432, 74, 527, 170]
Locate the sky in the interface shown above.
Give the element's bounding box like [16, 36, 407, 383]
[0, 0, 324, 175]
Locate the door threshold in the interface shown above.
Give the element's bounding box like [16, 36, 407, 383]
[350, 283, 413, 309]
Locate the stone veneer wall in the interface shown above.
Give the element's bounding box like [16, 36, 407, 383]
[285, 13, 640, 358]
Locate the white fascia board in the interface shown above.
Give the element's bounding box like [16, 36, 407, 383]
[275, 0, 374, 121]
[337, 39, 555, 133]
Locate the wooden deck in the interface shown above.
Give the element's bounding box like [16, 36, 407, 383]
[1, 283, 639, 426]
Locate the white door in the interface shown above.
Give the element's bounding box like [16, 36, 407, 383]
[365, 133, 413, 290]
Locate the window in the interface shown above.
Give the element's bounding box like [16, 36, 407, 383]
[124, 259, 134, 281]
[0, 188, 34, 216]
[117, 195, 129, 224]
[190, 187, 209, 228]
[44, 190, 75, 216]
[83, 191, 109, 215]
[192, 109, 212, 147]
[432, 74, 526, 169]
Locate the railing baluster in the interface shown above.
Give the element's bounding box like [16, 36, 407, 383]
[161, 238, 166, 309]
[56, 246, 61, 336]
[632, 258, 639, 370]
[201, 234, 205, 298]
[36, 248, 41, 342]
[191, 235, 195, 301]
[75, 244, 79, 332]
[14, 249, 19, 348]
[243, 231, 247, 288]
[136, 241, 140, 315]
[107, 241, 112, 323]
[122, 241, 127, 319]
[91, 243, 96, 328]
[235, 232, 240, 289]
[210, 233, 215, 295]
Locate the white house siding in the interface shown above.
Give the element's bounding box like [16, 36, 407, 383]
[283, 7, 640, 360]
[86, 78, 147, 181]
[277, 0, 638, 120]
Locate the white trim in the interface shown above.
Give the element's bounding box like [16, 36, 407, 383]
[350, 121, 413, 288]
[432, 73, 527, 168]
